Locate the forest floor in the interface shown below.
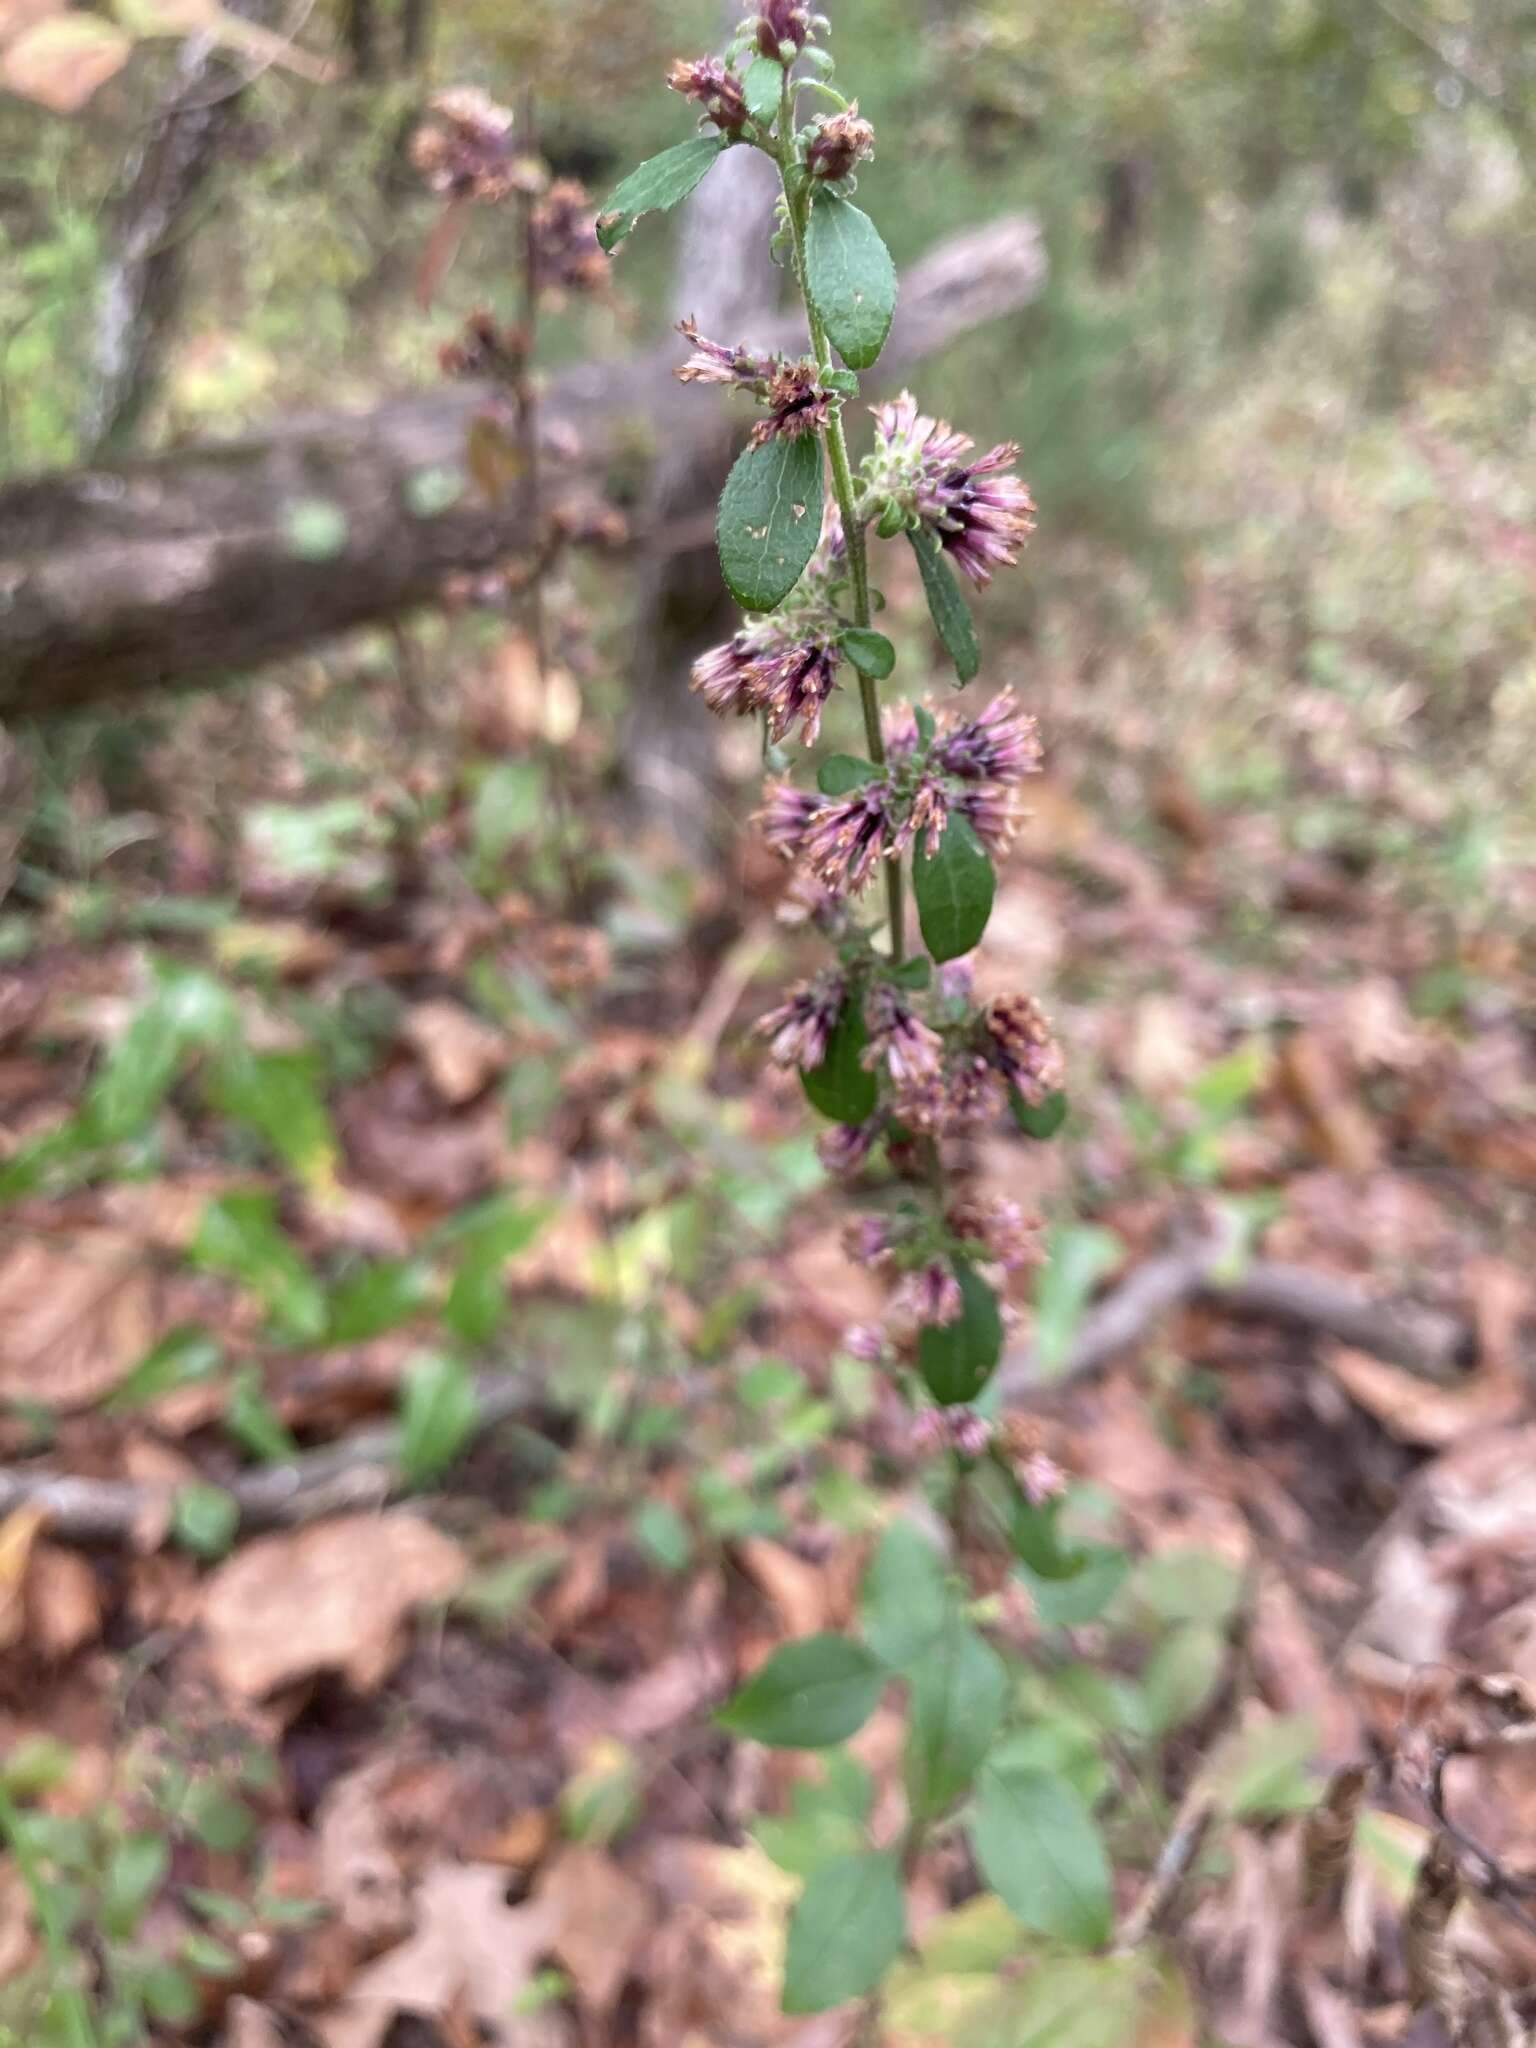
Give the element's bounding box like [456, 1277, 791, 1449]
[0, 530, 1533, 2048]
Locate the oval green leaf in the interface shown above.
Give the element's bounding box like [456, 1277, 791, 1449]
[399, 1351, 478, 1485]
[908, 528, 980, 684]
[597, 134, 729, 253]
[805, 192, 897, 370]
[968, 1765, 1113, 1949]
[717, 1632, 886, 1749]
[1012, 1085, 1068, 1139]
[783, 1850, 905, 2014]
[841, 627, 896, 680]
[916, 1259, 1002, 1405]
[860, 1518, 950, 1670]
[743, 54, 783, 123]
[717, 431, 825, 612]
[913, 814, 995, 963]
[801, 994, 878, 1125]
[817, 753, 880, 796]
[904, 1616, 1008, 1820]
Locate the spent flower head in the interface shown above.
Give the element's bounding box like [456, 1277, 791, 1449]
[868, 392, 1036, 586]
[668, 56, 752, 136]
[411, 89, 520, 202]
[807, 106, 876, 181]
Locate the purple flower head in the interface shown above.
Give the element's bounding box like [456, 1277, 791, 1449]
[758, 636, 840, 744]
[945, 1051, 1005, 1128]
[1019, 1451, 1067, 1506]
[897, 775, 949, 860]
[802, 782, 894, 896]
[410, 89, 518, 202]
[844, 1213, 895, 1265]
[753, 0, 812, 58]
[818, 1117, 880, 1177]
[691, 633, 763, 718]
[882, 700, 923, 763]
[757, 971, 844, 1069]
[891, 1259, 963, 1329]
[668, 56, 751, 136]
[982, 994, 1065, 1106]
[531, 180, 605, 295]
[937, 956, 975, 1005]
[949, 1410, 994, 1458]
[807, 106, 875, 181]
[908, 1408, 948, 1456]
[867, 391, 1036, 587]
[675, 317, 777, 390]
[954, 780, 1024, 859]
[948, 1194, 1038, 1271]
[937, 690, 1042, 784]
[862, 983, 942, 1087]
[842, 1321, 887, 1363]
[756, 781, 822, 860]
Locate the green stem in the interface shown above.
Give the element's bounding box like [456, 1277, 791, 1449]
[0, 1781, 97, 2048]
[777, 79, 905, 962]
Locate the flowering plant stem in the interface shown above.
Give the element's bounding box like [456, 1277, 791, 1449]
[777, 71, 904, 961]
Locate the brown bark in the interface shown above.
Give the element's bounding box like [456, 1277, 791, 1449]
[0, 213, 1047, 718]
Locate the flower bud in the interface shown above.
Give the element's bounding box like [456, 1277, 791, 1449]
[667, 56, 751, 137]
[807, 105, 875, 181]
[753, 0, 811, 59]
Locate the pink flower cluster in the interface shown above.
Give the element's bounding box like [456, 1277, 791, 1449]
[868, 392, 1036, 586]
[676, 321, 834, 446]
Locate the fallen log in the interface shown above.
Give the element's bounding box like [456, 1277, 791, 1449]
[0, 212, 1046, 717]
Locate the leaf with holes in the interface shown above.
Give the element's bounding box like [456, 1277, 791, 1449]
[596, 135, 729, 252]
[914, 815, 995, 963]
[717, 432, 825, 611]
[717, 1633, 886, 1748]
[805, 192, 897, 370]
[908, 528, 980, 684]
[783, 1850, 905, 2014]
[917, 1260, 1002, 1405]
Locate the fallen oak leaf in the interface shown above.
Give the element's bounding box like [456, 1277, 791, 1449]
[1323, 1344, 1524, 1451]
[534, 1844, 653, 2016]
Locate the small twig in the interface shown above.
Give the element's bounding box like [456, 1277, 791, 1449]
[0, 1370, 537, 1546]
[1116, 1786, 1217, 1951]
[999, 1216, 1473, 1397]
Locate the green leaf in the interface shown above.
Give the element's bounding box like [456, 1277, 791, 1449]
[908, 528, 980, 684]
[717, 431, 824, 612]
[805, 192, 897, 370]
[596, 134, 728, 253]
[1012, 1085, 1068, 1139]
[782, 1850, 905, 2014]
[841, 627, 896, 680]
[399, 1352, 478, 1485]
[1032, 1223, 1119, 1379]
[1133, 1547, 1244, 1626]
[443, 1196, 552, 1346]
[743, 53, 782, 122]
[800, 994, 877, 1126]
[180, 1930, 241, 1978]
[890, 955, 932, 991]
[817, 754, 880, 796]
[209, 1048, 338, 1197]
[860, 1519, 950, 1670]
[904, 1617, 1007, 1821]
[138, 1961, 200, 2027]
[917, 1260, 1002, 1405]
[106, 1325, 224, 1411]
[102, 1832, 168, 1937]
[992, 1956, 1148, 2048]
[913, 814, 994, 963]
[632, 1498, 692, 1574]
[88, 962, 238, 1145]
[1017, 1545, 1129, 1628]
[184, 1781, 255, 1854]
[1211, 1713, 1319, 1819]
[968, 1766, 1113, 1949]
[1143, 1621, 1226, 1737]
[171, 1484, 239, 1561]
[472, 757, 545, 867]
[191, 1189, 327, 1342]
[223, 1367, 297, 1465]
[326, 1259, 434, 1344]
[717, 1633, 886, 1748]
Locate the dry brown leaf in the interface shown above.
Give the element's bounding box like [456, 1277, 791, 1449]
[1279, 1031, 1381, 1174]
[25, 1543, 101, 1661]
[399, 1001, 510, 1107]
[0, 1233, 158, 1410]
[641, 1839, 797, 2048]
[222, 1998, 288, 2048]
[199, 1514, 466, 1700]
[318, 1861, 569, 2048]
[0, 1504, 49, 1650]
[737, 1538, 829, 1639]
[314, 1756, 413, 1950]
[0, 12, 129, 109]
[1323, 1345, 1524, 1450]
[535, 1845, 653, 2015]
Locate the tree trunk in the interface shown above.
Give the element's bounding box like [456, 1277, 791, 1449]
[0, 214, 1047, 719]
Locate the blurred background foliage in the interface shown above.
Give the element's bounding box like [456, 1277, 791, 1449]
[0, 0, 1532, 858]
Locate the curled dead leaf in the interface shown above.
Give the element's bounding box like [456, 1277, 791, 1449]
[199, 1514, 466, 1700]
